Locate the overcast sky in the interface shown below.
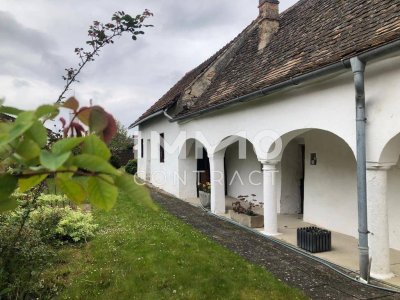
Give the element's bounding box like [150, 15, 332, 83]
[0, 0, 298, 130]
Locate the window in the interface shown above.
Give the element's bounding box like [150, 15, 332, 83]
[141, 139, 144, 158]
[160, 133, 165, 163]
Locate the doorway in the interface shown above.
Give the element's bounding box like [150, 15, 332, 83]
[196, 148, 210, 197]
[300, 144, 305, 214]
[280, 140, 305, 215]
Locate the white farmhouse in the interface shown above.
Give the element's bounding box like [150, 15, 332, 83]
[131, 0, 400, 282]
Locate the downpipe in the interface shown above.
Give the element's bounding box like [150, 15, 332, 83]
[350, 57, 370, 282]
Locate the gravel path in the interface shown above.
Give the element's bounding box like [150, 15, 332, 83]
[149, 187, 400, 300]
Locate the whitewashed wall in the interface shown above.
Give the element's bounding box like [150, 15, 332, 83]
[225, 141, 263, 201]
[303, 130, 358, 237]
[364, 55, 400, 163]
[138, 116, 181, 196]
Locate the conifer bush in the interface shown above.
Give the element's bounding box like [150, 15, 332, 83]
[125, 159, 137, 175]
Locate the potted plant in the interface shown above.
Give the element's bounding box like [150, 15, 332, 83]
[198, 182, 211, 208]
[229, 194, 264, 228]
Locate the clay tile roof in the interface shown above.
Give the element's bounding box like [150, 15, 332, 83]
[133, 0, 400, 126]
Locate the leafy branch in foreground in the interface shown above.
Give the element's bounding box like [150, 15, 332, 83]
[0, 97, 141, 212]
[0, 10, 154, 212]
[57, 9, 153, 103]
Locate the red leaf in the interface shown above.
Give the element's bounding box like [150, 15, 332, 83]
[89, 106, 108, 134]
[71, 122, 85, 137]
[63, 127, 69, 138]
[77, 106, 91, 125]
[62, 97, 79, 111]
[102, 113, 117, 143]
[60, 117, 66, 128]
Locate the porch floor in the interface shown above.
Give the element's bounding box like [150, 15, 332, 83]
[186, 196, 400, 287]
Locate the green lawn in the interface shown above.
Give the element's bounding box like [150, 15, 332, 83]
[50, 182, 306, 299]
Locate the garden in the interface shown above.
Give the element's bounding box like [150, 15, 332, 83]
[0, 177, 306, 299]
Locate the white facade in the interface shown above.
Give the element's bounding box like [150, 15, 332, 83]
[137, 53, 400, 279]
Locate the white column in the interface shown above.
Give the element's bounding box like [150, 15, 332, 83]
[209, 154, 226, 214]
[367, 162, 394, 280]
[262, 161, 280, 236]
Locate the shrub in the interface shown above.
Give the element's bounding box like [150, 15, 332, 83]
[37, 194, 71, 208]
[125, 159, 137, 175]
[0, 224, 55, 299]
[110, 155, 122, 169]
[30, 206, 98, 244]
[55, 208, 98, 243]
[0, 192, 98, 298]
[29, 206, 67, 242]
[4, 193, 98, 244]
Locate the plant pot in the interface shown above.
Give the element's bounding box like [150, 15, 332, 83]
[297, 227, 332, 253]
[199, 191, 211, 208]
[229, 210, 264, 228]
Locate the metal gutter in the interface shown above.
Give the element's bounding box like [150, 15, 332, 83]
[163, 108, 174, 121]
[129, 110, 164, 129]
[172, 39, 400, 122]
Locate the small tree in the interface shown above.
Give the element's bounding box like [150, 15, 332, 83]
[0, 10, 153, 212]
[108, 121, 134, 152]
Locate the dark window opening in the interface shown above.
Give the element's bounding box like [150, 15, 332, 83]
[141, 139, 144, 158]
[160, 133, 165, 163]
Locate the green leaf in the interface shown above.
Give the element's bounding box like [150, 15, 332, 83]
[0, 123, 11, 142]
[35, 105, 59, 119]
[56, 173, 86, 203]
[16, 138, 41, 160]
[9, 111, 35, 136]
[52, 137, 84, 154]
[62, 97, 79, 111]
[89, 106, 108, 134]
[40, 150, 70, 171]
[25, 120, 48, 148]
[0, 105, 22, 116]
[0, 111, 35, 146]
[82, 135, 111, 160]
[0, 174, 18, 211]
[0, 143, 11, 159]
[114, 173, 157, 210]
[18, 174, 48, 192]
[73, 154, 119, 175]
[87, 176, 117, 210]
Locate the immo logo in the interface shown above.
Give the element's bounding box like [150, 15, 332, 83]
[132, 130, 282, 187]
[133, 130, 283, 161]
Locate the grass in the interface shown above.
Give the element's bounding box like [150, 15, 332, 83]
[48, 182, 306, 299]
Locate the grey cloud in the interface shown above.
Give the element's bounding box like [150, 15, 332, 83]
[13, 78, 30, 88]
[0, 11, 52, 50]
[0, 11, 67, 85]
